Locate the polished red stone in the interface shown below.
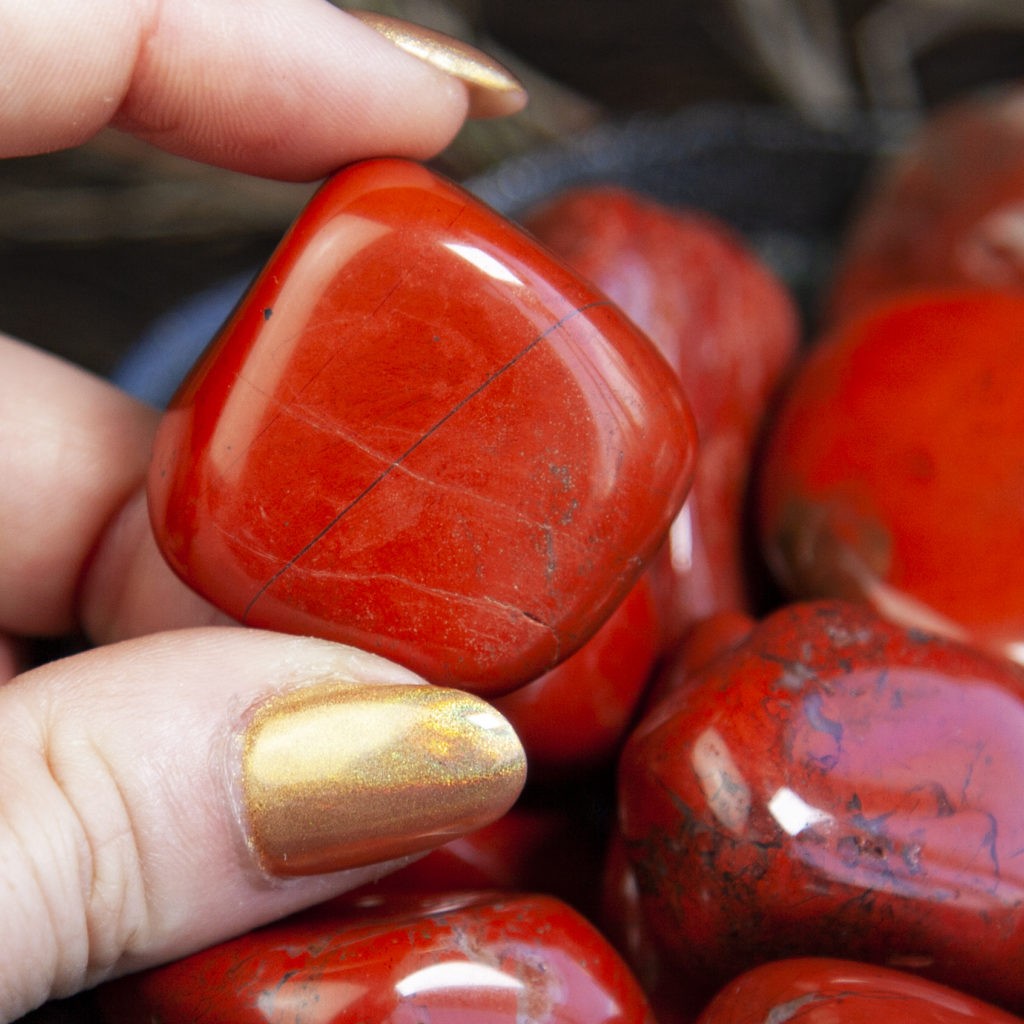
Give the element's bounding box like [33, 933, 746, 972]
[331, 801, 605, 919]
[617, 600, 1024, 1011]
[697, 959, 1024, 1024]
[524, 186, 797, 646]
[827, 85, 1024, 325]
[641, 610, 756, 712]
[757, 289, 1024, 661]
[97, 891, 656, 1024]
[600, 833, 704, 1024]
[148, 160, 696, 694]
[492, 574, 659, 775]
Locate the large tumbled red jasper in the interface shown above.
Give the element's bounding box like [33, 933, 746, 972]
[148, 159, 695, 694]
[617, 600, 1024, 1012]
[697, 958, 1024, 1024]
[96, 891, 657, 1024]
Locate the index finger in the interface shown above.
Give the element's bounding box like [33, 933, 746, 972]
[0, 0, 480, 180]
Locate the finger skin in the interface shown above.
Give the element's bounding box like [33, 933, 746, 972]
[0, 335, 214, 640]
[0, 4, 512, 1018]
[80, 487, 235, 642]
[0, 337, 153, 635]
[0, 4, 520, 1019]
[0, 0, 470, 178]
[0, 628, 427, 1022]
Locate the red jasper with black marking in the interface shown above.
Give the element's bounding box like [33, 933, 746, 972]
[618, 600, 1024, 1012]
[97, 891, 658, 1024]
[147, 159, 695, 694]
[697, 958, 1024, 1024]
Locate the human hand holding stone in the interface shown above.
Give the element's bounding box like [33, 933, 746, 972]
[0, 4, 527, 1019]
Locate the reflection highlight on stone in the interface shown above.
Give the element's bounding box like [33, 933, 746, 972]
[767, 785, 834, 837]
[692, 727, 750, 834]
[445, 242, 524, 285]
[394, 961, 524, 996]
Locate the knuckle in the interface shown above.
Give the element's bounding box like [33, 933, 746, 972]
[0, 689, 149, 1016]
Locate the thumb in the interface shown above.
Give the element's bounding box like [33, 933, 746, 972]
[0, 627, 525, 1022]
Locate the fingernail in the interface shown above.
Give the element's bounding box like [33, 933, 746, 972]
[240, 682, 526, 876]
[350, 11, 527, 119]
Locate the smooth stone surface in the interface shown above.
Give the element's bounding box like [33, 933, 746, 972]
[97, 892, 657, 1024]
[826, 85, 1024, 325]
[524, 185, 797, 646]
[618, 600, 1024, 1011]
[698, 958, 1024, 1024]
[493, 575, 659, 776]
[757, 290, 1024, 663]
[148, 159, 696, 694]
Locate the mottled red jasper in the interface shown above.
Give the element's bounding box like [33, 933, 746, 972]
[601, 834, 704, 1024]
[492, 574, 659, 775]
[524, 186, 798, 645]
[757, 289, 1024, 660]
[617, 601, 1024, 1011]
[827, 84, 1024, 325]
[148, 160, 696, 694]
[697, 959, 1024, 1024]
[97, 891, 657, 1024]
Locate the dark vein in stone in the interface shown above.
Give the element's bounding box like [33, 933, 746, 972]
[242, 300, 610, 622]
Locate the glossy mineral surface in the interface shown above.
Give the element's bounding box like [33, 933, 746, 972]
[97, 891, 656, 1024]
[618, 601, 1024, 1010]
[758, 290, 1024, 662]
[148, 160, 696, 694]
[698, 958, 1024, 1024]
[827, 85, 1024, 324]
[492, 575, 659, 775]
[525, 186, 797, 644]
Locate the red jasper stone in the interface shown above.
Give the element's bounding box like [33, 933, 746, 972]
[617, 600, 1024, 1011]
[601, 834, 704, 1024]
[148, 160, 696, 694]
[642, 610, 756, 712]
[524, 186, 798, 646]
[492, 575, 659, 775]
[334, 802, 606, 918]
[757, 289, 1024, 660]
[827, 85, 1024, 325]
[97, 891, 657, 1024]
[672, 611, 757, 681]
[697, 958, 1024, 1024]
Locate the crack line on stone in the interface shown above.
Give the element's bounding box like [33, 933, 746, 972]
[242, 300, 609, 622]
[218, 203, 469, 480]
[255, 394, 581, 544]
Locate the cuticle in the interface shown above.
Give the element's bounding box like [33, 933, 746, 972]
[218, 677, 346, 885]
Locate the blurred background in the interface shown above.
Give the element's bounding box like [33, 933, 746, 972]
[2, 0, 1023, 379]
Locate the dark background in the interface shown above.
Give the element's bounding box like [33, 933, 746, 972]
[2, 0, 1023, 381]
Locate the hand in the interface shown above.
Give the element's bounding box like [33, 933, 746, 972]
[0, 3, 527, 1020]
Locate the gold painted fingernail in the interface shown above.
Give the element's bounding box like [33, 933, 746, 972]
[240, 682, 526, 876]
[350, 10, 527, 119]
